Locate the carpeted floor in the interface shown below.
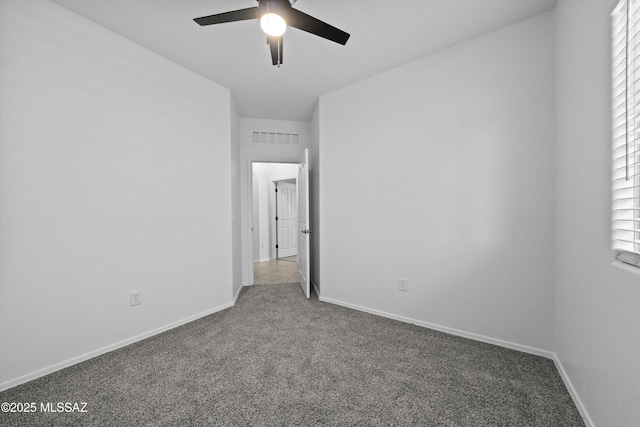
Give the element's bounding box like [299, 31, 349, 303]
[0, 284, 584, 426]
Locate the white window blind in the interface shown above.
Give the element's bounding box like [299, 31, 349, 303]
[613, 0, 640, 267]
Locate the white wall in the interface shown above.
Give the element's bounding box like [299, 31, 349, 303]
[0, 0, 233, 389]
[252, 172, 262, 262]
[319, 12, 556, 353]
[555, 1, 640, 426]
[239, 118, 310, 285]
[258, 174, 271, 261]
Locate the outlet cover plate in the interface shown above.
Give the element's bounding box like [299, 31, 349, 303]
[130, 291, 142, 306]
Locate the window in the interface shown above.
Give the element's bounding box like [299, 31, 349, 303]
[613, 0, 640, 268]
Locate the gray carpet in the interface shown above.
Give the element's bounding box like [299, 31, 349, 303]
[0, 284, 584, 426]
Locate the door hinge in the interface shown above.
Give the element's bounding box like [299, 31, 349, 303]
[276, 245, 279, 249]
[275, 216, 278, 221]
[275, 188, 278, 192]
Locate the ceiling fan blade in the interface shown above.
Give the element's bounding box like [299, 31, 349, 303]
[194, 7, 259, 26]
[267, 36, 283, 66]
[287, 8, 350, 45]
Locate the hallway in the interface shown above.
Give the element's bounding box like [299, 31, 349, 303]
[253, 258, 299, 285]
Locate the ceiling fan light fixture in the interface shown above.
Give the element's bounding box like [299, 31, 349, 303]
[194, 0, 350, 66]
[260, 12, 287, 37]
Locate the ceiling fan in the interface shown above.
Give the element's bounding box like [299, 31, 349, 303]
[193, 0, 350, 67]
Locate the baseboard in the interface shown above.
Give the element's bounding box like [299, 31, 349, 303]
[318, 296, 553, 359]
[552, 354, 595, 427]
[233, 285, 243, 304]
[0, 301, 234, 392]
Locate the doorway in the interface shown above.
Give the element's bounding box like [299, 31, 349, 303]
[251, 162, 299, 285]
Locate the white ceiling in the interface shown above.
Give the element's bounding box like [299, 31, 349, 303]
[51, 0, 557, 121]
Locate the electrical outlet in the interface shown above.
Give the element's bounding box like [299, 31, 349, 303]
[399, 279, 408, 292]
[130, 291, 142, 306]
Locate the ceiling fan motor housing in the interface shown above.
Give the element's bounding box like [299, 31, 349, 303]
[258, 0, 291, 20]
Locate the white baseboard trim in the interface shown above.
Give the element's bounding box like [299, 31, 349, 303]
[552, 354, 594, 427]
[318, 296, 553, 359]
[233, 285, 243, 304]
[0, 301, 234, 392]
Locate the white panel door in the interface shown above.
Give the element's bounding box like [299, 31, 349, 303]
[297, 150, 310, 298]
[276, 182, 297, 258]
